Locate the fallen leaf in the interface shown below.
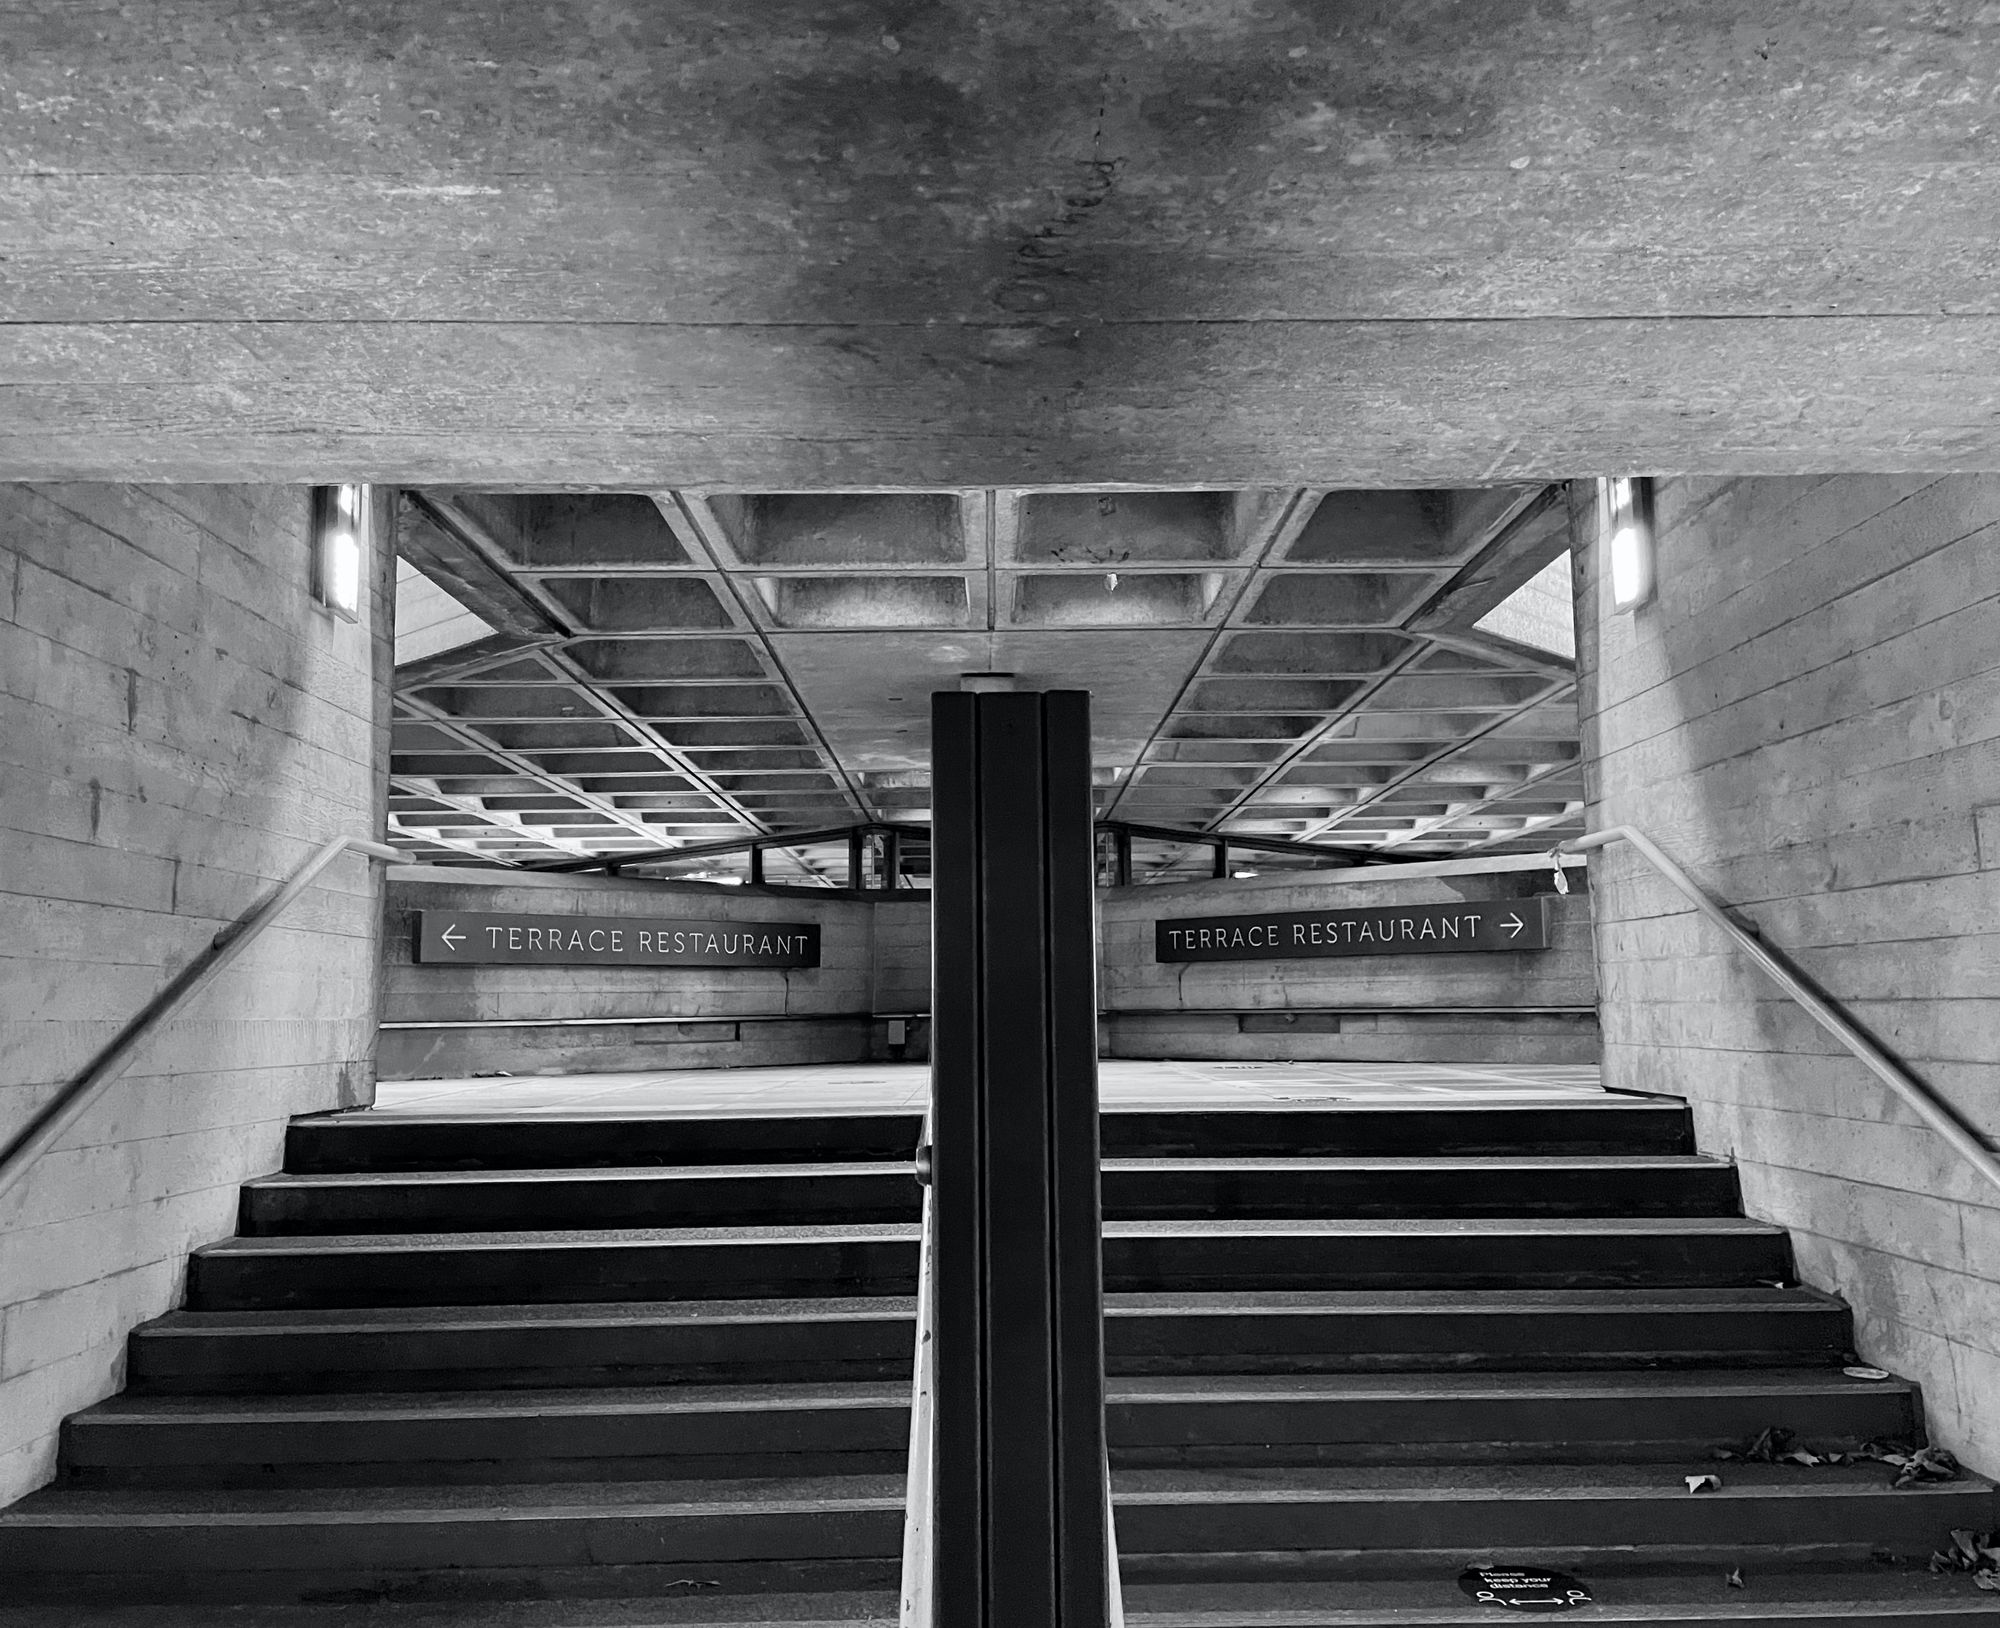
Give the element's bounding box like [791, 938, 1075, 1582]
[1726, 1568, 1745, 1589]
[1686, 1474, 1722, 1494]
[1975, 1574, 2000, 1593]
[1890, 1447, 1961, 1489]
[1782, 1449, 1823, 1467]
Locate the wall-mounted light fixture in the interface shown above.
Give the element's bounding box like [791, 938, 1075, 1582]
[311, 484, 370, 621]
[1602, 476, 1656, 613]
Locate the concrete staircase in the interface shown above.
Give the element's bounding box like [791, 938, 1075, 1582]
[0, 1092, 1995, 1623]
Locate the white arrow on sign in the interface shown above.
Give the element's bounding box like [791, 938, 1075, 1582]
[1501, 913, 1525, 938]
[439, 923, 464, 951]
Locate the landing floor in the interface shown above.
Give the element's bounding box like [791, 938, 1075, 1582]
[369, 1059, 1607, 1118]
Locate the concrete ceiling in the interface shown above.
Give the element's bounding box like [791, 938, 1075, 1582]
[6, 5, 2000, 485]
[388, 484, 1582, 881]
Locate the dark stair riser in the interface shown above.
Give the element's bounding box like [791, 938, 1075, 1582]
[0, 1558, 901, 1608]
[1105, 1300, 1852, 1376]
[127, 1312, 918, 1395]
[0, 1506, 904, 1572]
[241, 1163, 1740, 1237]
[281, 1103, 1689, 1178]
[1102, 1229, 1794, 1295]
[127, 1295, 1853, 1395]
[1101, 1105, 1694, 1160]
[63, 1401, 912, 1487]
[62, 1382, 1917, 1489]
[1112, 1483, 1999, 1562]
[1103, 1384, 1920, 1465]
[241, 1172, 923, 1236]
[189, 1239, 919, 1311]
[284, 1114, 924, 1174]
[1101, 1162, 1741, 1221]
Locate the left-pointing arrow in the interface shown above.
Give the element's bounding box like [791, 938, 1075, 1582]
[440, 923, 464, 951]
[1501, 913, 1525, 938]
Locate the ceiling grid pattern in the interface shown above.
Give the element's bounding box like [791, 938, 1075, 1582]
[387, 485, 1585, 882]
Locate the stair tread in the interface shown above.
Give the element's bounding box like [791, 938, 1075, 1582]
[198, 1216, 1784, 1254]
[0, 1595, 900, 1626]
[1104, 1368, 1909, 1401]
[73, 1381, 910, 1425]
[1105, 1099, 1679, 1115]
[1103, 1156, 1730, 1172]
[136, 1283, 1838, 1338]
[247, 1163, 918, 1190]
[1108, 1286, 1839, 1310]
[76, 1365, 1910, 1427]
[1105, 1217, 1785, 1237]
[251, 1155, 1728, 1187]
[198, 1224, 921, 1254]
[0, 1474, 905, 1523]
[1111, 1462, 1996, 1499]
[1122, 1573, 2000, 1623]
[138, 1296, 918, 1335]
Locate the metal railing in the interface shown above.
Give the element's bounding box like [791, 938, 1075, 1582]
[898, 1107, 936, 1628]
[0, 834, 402, 1207]
[1567, 825, 2000, 1198]
[897, 1104, 1126, 1626]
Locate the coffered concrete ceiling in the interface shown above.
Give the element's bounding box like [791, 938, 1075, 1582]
[389, 484, 1582, 881]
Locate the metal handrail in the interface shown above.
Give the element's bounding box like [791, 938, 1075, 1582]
[0, 834, 402, 1207]
[898, 1105, 936, 1628]
[1566, 825, 2000, 1198]
[896, 1100, 1126, 1625]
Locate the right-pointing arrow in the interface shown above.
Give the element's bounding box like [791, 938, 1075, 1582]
[1501, 912, 1525, 938]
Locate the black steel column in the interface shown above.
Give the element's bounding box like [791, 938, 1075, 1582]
[931, 689, 1107, 1628]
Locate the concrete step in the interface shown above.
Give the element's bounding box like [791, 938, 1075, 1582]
[0, 1474, 905, 1604]
[1105, 1287, 1853, 1374]
[1110, 1462, 2000, 1573]
[0, 1594, 903, 1627]
[1100, 1155, 1740, 1219]
[1100, 1099, 1694, 1159]
[0, 1576, 1993, 1626]
[187, 1226, 922, 1311]
[65, 1369, 1919, 1489]
[1103, 1368, 1922, 1465]
[1101, 1217, 1793, 1294]
[128, 1286, 1852, 1395]
[279, 1099, 1690, 1180]
[127, 1298, 920, 1394]
[62, 1382, 911, 1487]
[240, 1155, 1738, 1237]
[283, 1112, 923, 1174]
[1120, 1572, 2000, 1624]
[241, 1163, 923, 1236]
[185, 1217, 1792, 1312]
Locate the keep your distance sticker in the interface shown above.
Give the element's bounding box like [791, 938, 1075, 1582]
[1459, 1567, 1594, 1611]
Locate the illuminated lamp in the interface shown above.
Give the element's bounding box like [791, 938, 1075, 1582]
[1602, 476, 1656, 612]
[311, 484, 370, 621]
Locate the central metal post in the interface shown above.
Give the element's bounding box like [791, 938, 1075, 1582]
[929, 688, 1108, 1628]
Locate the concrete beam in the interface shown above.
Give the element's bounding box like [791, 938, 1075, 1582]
[3, 4, 2000, 482]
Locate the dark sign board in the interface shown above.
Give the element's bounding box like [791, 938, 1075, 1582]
[416, 911, 820, 968]
[1156, 897, 1550, 963]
